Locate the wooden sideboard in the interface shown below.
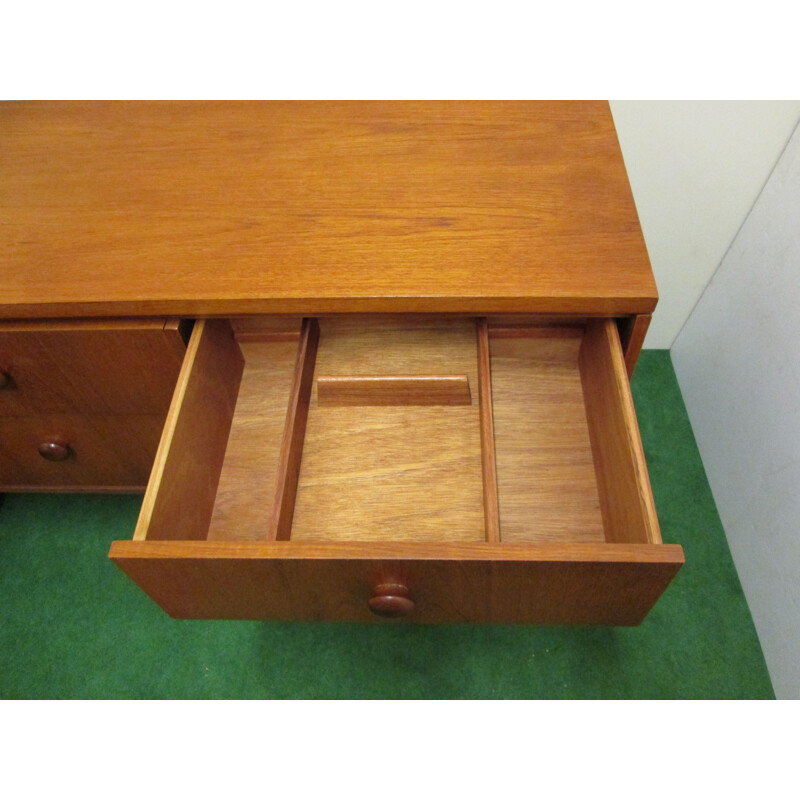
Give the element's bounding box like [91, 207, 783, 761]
[0, 101, 684, 624]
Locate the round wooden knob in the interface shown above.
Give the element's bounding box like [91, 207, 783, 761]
[38, 439, 72, 462]
[368, 583, 415, 618]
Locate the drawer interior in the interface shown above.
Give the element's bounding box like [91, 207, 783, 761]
[134, 315, 660, 548]
[291, 318, 484, 543]
[491, 330, 605, 543]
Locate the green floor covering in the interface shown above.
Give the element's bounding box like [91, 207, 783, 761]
[0, 351, 774, 699]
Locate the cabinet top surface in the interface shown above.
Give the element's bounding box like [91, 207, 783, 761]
[0, 101, 656, 318]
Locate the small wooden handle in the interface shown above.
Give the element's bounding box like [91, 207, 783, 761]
[368, 582, 415, 618]
[38, 439, 72, 462]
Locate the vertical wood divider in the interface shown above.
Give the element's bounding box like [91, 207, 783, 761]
[269, 317, 320, 540]
[477, 318, 501, 543]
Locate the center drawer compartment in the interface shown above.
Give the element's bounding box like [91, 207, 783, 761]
[110, 316, 684, 624]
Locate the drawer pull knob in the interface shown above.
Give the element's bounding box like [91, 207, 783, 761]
[0, 370, 11, 389]
[368, 583, 415, 618]
[38, 439, 72, 462]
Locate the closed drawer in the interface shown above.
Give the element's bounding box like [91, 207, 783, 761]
[0, 319, 187, 417]
[110, 316, 684, 624]
[0, 415, 167, 490]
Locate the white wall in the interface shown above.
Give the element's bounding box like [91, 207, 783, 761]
[611, 101, 800, 348]
[671, 119, 800, 699]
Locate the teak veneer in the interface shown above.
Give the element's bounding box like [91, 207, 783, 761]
[0, 101, 683, 624]
[0, 101, 655, 320]
[109, 315, 683, 624]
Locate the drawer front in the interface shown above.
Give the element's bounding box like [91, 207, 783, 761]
[0, 320, 186, 417]
[109, 541, 684, 625]
[0, 415, 165, 489]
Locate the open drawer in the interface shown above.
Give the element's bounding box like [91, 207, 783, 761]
[109, 316, 684, 624]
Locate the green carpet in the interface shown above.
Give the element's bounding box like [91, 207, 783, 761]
[0, 351, 774, 699]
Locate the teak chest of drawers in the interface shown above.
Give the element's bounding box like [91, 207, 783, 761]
[0, 101, 684, 624]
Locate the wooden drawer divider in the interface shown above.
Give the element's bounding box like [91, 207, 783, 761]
[270, 318, 320, 541]
[477, 319, 500, 544]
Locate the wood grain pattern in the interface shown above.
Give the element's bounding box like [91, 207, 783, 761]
[317, 375, 471, 406]
[619, 313, 651, 378]
[490, 330, 606, 543]
[234, 331, 301, 343]
[231, 316, 303, 338]
[108, 539, 684, 624]
[579, 319, 661, 544]
[134, 319, 244, 541]
[106, 315, 680, 624]
[0, 414, 167, 487]
[290, 318, 485, 543]
[485, 315, 590, 328]
[0, 101, 655, 319]
[269, 318, 320, 541]
[206, 339, 298, 542]
[488, 326, 585, 340]
[477, 319, 500, 543]
[0, 319, 185, 416]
